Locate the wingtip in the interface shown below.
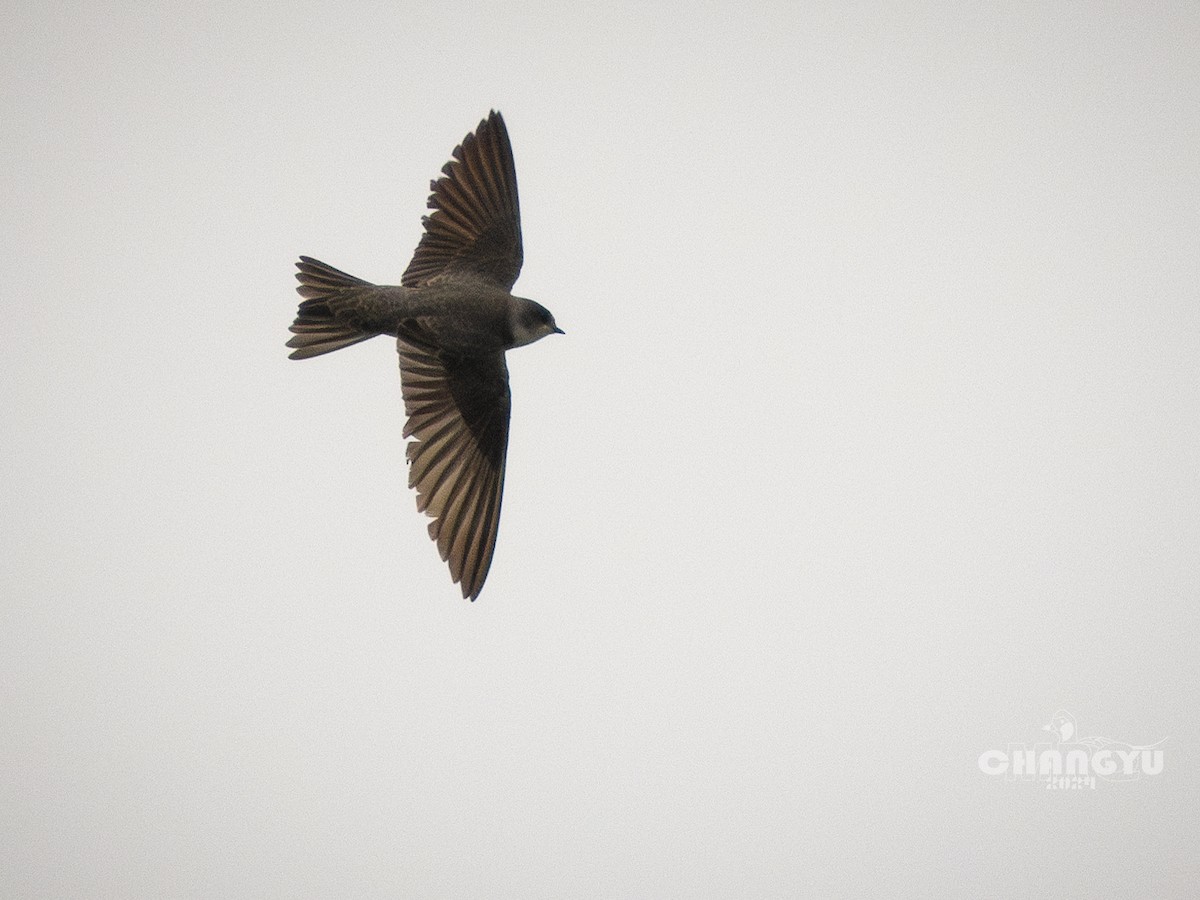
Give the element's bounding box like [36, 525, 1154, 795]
[478, 109, 506, 138]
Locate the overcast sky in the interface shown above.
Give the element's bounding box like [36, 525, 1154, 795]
[3, 1, 1199, 897]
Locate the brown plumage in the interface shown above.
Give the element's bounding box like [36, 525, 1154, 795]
[287, 112, 562, 600]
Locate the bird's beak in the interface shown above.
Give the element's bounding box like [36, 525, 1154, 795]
[553, 326, 565, 335]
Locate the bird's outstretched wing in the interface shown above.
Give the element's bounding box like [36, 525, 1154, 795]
[397, 333, 511, 600]
[401, 110, 523, 291]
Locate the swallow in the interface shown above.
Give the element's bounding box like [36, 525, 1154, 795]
[287, 111, 561, 600]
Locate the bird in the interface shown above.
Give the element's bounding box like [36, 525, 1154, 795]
[1042, 710, 1080, 744]
[1042, 710, 1166, 753]
[286, 111, 562, 601]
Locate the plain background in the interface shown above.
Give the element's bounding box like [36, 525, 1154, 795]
[3, 1, 1198, 897]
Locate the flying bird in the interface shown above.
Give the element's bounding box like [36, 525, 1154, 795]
[287, 111, 562, 600]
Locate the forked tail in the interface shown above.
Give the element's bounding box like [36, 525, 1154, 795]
[286, 256, 377, 359]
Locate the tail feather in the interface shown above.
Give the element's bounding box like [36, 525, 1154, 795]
[286, 256, 376, 360]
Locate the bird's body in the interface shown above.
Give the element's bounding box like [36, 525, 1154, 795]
[291, 275, 551, 356]
[287, 111, 561, 600]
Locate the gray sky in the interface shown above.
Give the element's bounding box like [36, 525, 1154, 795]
[3, 1, 1199, 897]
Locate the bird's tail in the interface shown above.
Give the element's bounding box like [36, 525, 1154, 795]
[286, 256, 377, 360]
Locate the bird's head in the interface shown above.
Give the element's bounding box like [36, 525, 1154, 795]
[1043, 710, 1077, 743]
[510, 298, 565, 348]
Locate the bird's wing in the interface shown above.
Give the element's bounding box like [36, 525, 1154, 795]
[397, 332, 511, 600]
[401, 110, 523, 292]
